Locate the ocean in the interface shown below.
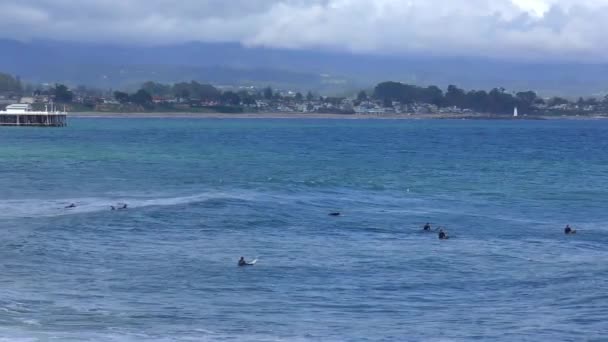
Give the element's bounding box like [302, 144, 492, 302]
[0, 118, 607, 341]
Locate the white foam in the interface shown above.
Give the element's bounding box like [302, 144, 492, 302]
[0, 190, 259, 220]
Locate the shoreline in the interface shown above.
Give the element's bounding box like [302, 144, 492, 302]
[68, 112, 608, 120]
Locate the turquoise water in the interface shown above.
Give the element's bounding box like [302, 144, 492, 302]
[0, 118, 607, 341]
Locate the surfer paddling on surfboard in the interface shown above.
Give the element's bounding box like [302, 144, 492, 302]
[238, 256, 257, 266]
[111, 203, 128, 211]
[564, 225, 577, 235]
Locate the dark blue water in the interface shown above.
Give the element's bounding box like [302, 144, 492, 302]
[1, 118, 607, 341]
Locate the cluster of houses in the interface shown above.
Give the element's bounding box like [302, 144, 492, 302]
[52, 85, 483, 114]
[0, 93, 49, 106]
[1, 91, 122, 111]
[250, 98, 475, 115]
[1, 86, 607, 115]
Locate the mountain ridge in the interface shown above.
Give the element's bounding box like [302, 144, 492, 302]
[2, 39, 607, 96]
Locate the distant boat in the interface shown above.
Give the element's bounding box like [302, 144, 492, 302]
[513, 107, 518, 117]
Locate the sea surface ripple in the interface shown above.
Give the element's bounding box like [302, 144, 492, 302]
[0, 118, 607, 341]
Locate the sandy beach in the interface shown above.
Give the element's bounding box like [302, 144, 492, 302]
[69, 112, 469, 119]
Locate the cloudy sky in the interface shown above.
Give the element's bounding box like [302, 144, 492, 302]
[1, 0, 607, 61]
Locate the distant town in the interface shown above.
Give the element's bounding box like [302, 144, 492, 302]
[2, 72, 608, 117]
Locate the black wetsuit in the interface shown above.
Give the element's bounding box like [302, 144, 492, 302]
[565, 227, 572, 235]
[438, 231, 447, 239]
[424, 224, 431, 231]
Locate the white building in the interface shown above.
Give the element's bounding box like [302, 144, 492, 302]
[1, 103, 67, 115]
[2, 104, 32, 113]
[20, 97, 35, 104]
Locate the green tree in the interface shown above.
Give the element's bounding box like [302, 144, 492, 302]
[374, 81, 406, 102]
[373, 81, 428, 104]
[306, 91, 314, 101]
[486, 88, 517, 114]
[220, 91, 241, 106]
[174, 81, 222, 101]
[465, 90, 489, 112]
[357, 90, 368, 101]
[263, 87, 273, 100]
[172, 82, 191, 100]
[421, 86, 444, 106]
[547, 97, 570, 107]
[195, 84, 221, 101]
[444, 85, 466, 108]
[295, 92, 303, 102]
[113, 91, 130, 104]
[516, 90, 537, 113]
[52, 84, 73, 103]
[142, 81, 171, 96]
[516, 91, 537, 105]
[180, 89, 191, 100]
[130, 89, 153, 107]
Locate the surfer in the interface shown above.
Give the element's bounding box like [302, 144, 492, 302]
[438, 229, 449, 240]
[564, 225, 576, 235]
[238, 256, 254, 266]
[65, 203, 76, 209]
[423, 222, 431, 231]
[329, 212, 341, 217]
[111, 204, 128, 211]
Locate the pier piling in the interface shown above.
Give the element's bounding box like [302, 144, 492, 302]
[0, 114, 67, 127]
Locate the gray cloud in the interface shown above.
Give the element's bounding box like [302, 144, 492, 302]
[1, 0, 608, 61]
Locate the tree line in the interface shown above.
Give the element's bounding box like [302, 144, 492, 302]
[4, 71, 608, 115]
[111, 81, 318, 107]
[370, 81, 608, 114]
[120, 80, 602, 114]
[0, 73, 75, 103]
[372, 82, 545, 114]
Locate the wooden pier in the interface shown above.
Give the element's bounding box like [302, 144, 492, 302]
[0, 113, 67, 127]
